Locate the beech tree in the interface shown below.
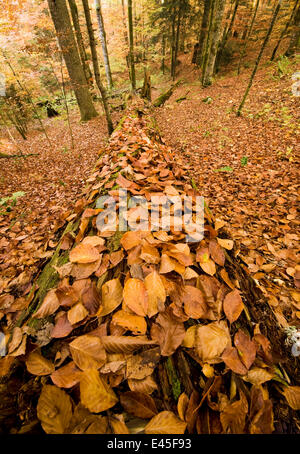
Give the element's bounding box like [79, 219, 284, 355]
[95, 0, 113, 89]
[47, 0, 98, 122]
[82, 0, 114, 134]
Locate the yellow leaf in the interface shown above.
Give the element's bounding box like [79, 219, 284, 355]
[80, 369, 118, 413]
[69, 335, 106, 370]
[112, 310, 147, 335]
[217, 238, 234, 250]
[145, 411, 187, 434]
[37, 385, 73, 434]
[99, 278, 123, 316]
[26, 350, 55, 376]
[144, 271, 166, 318]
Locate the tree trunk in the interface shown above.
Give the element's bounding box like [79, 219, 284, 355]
[237, 0, 260, 74]
[81, 0, 113, 134]
[202, 0, 226, 87]
[285, 4, 300, 57]
[170, 4, 177, 80]
[173, 0, 183, 81]
[271, 0, 298, 61]
[237, 0, 281, 116]
[195, 0, 211, 66]
[68, 0, 93, 87]
[216, 0, 240, 72]
[201, 0, 216, 84]
[95, 0, 113, 89]
[47, 0, 98, 122]
[128, 0, 136, 91]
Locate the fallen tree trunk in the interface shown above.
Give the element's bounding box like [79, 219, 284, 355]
[152, 80, 183, 107]
[0, 104, 299, 435]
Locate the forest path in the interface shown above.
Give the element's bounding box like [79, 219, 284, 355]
[154, 59, 299, 326]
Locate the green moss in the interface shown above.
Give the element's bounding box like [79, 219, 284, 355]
[166, 357, 181, 401]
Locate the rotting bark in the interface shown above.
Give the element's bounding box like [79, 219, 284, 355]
[0, 102, 299, 434]
[152, 80, 183, 107]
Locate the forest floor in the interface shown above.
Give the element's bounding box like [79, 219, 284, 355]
[0, 53, 299, 329]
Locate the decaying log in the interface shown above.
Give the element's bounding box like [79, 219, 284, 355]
[152, 80, 183, 107]
[0, 104, 299, 435]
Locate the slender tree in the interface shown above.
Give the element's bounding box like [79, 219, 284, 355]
[47, 0, 98, 122]
[285, 3, 300, 57]
[68, 0, 93, 86]
[271, 0, 299, 60]
[195, 0, 211, 66]
[128, 0, 136, 90]
[82, 0, 113, 134]
[216, 0, 240, 71]
[237, 0, 260, 74]
[201, 0, 216, 85]
[95, 0, 113, 89]
[173, 0, 183, 80]
[237, 0, 282, 116]
[202, 0, 226, 87]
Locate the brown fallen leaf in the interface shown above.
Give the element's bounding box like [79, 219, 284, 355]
[99, 278, 123, 316]
[150, 308, 185, 356]
[221, 347, 248, 375]
[69, 243, 100, 264]
[223, 289, 244, 323]
[69, 335, 106, 370]
[196, 320, 231, 363]
[123, 278, 148, 316]
[37, 385, 73, 434]
[120, 391, 158, 419]
[144, 271, 166, 318]
[80, 369, 118, 413]
[126, 347, 161, 379]
[182, 285, 208, 319]
[51, 361, 82, 388]
[220, 392, 248, 434]
[67, 303, 89, 325]
[101, 336, 157, 354]
[177, 392, 189, 421]
[128, 375, 158, 394]
[217, 238, 234, 251]
[282, 386, 300, 410]
[234, 330, 256, 370]
[26, 350, 55, 376]
[33, 289, 60, 319]
[112, 310, 147, 335]
[145, 411, 187, 434]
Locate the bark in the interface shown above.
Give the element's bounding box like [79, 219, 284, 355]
[271, 0, 299, 60]
[195, 0, 211, 66]
[47, 0, 98, 122]
[202, 0, 226, 87]
[237, 0, 260, 74]
[201, 0, 216, 84]
[170, 4, 177, 80]
[95, 0, 113, 89]
[216, 0, 240, 71]
[128, 0, 136, 91]
[141, 67, 152, 102]
[68, 0, 93, 86]
[172, 0, 183, 80]
[82, 0, 113, 134]
[237, 0, 281, 116]
[285, 4, 300, 57]
[152, 80, 182, 107]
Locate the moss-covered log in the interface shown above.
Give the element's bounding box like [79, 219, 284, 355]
[0, 105, 299, 435]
